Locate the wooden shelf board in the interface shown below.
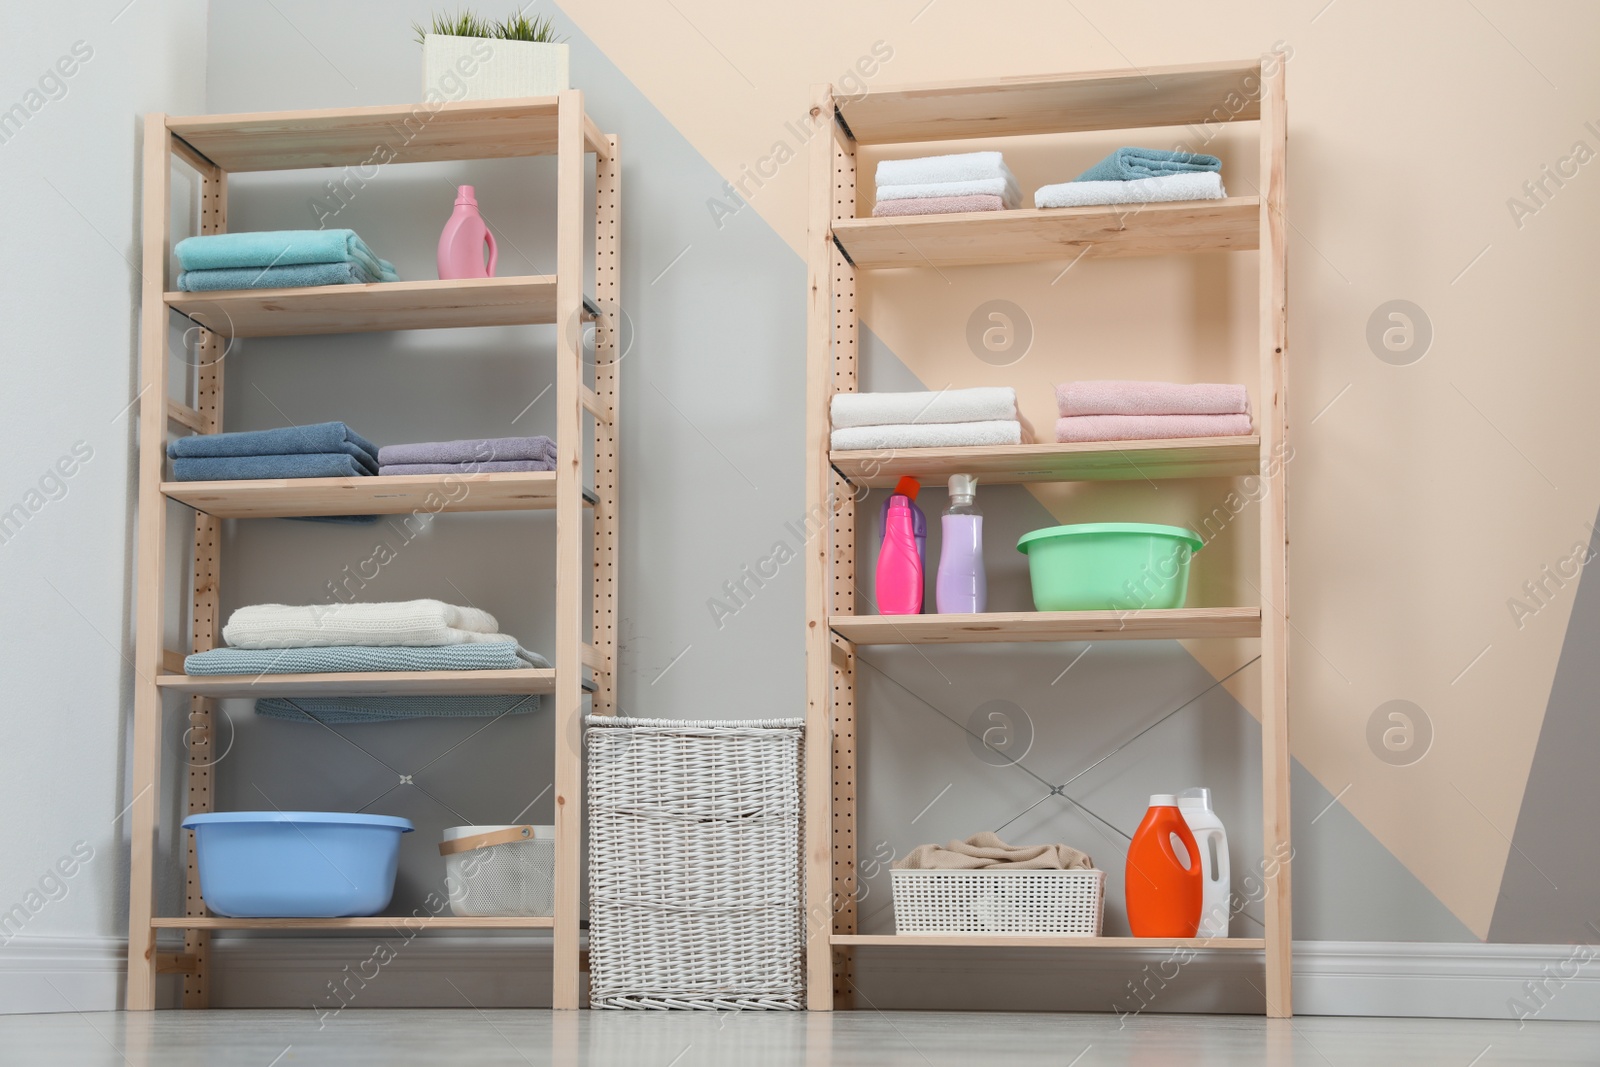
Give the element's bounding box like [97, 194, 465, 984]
[832, 437, 1259, 487]
[161, 472, 598, 519]
[833, 934, 1266, 950]
[167, 99, 609, 171]
[833, 199, 1259, 269]
[830, 607, 1261, 645]
[837, 61, 1263, 143]
[153, 915, 554, 930]
[164, 276, 605, 338]
[156, 669, 560, 698]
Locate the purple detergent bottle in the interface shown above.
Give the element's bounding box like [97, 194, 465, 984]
[935, 474, 987, 614]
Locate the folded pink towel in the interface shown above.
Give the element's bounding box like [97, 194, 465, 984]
[1055, 413, 1253, 442]
[871, 194, 1007, 217]
[1056, 380, 1250, 418]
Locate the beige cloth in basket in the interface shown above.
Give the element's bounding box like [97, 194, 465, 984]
[893, 831, 1094, 871]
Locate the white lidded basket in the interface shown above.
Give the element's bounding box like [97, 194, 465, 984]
[586, 715, 804, 1010]
[439, 824, 555, 917]
[892, 867, 1106, 935]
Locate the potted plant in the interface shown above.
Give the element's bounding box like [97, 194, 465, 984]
[415, 10, 569, 102]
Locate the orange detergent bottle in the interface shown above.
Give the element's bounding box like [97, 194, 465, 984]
[1125, 794, 1203, 937]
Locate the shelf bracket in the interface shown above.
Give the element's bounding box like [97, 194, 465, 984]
[832, 104, 857, 143]
[167, 399, 216, 436]
[157, 952, 199, 975]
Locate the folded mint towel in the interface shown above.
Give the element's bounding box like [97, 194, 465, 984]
[377, 436, 557, 466]
[168, 422, 378, 473]
[256, 693, 541, 724]
[175, 229, 396, 279]
[1074, 147, 1221, 183]
[185, 642, 546, 675]
[171, 453, 372, 481]
[176, 260, 397, 292]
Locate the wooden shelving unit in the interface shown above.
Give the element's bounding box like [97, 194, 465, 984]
[128, 95, 620, 1011]
[805, 60, 1291, 1014]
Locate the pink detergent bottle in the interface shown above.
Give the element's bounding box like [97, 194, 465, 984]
[876, 495, 924, 615]
[437, 185, 498, 280]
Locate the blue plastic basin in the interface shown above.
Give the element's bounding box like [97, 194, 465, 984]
[182, 811, 413, 918]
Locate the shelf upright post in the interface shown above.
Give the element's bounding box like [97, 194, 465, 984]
[1257, 58, 1293, 1018]
[551, 88, 588, 1011]
[590, 132, 621, 718]
[127, 114, 174, 1011]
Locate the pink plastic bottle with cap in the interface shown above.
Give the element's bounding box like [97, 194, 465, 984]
[437, 185, 498, 280]
[876, 495, 924, 615]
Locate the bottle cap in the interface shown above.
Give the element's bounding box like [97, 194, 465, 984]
[948, 474, 978, 499]
[893, 476, 921, 500]
[455, 185, 478, 205]
[888, 495, 909, 509]
[1149, 794, 1177, 808]
[1178, 787, 1212, 812]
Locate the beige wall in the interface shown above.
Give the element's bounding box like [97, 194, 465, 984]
[563, 0, 1600, 937]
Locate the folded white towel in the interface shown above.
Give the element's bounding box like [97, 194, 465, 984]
[831, 420, 1023, 451]
[876, 176, 1022, 208]
[1034, 171, 1226, 209]
[876, 151, 1011, 187]
[831, 387, 1017, 429]
[222, 599, 512, 649]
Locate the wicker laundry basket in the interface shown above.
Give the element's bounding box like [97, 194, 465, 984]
[585, 715, 805, 1010]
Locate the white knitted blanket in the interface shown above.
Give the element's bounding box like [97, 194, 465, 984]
[222, 600, 509, 649]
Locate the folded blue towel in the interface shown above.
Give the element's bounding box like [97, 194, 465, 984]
[257, 693, 541, 724]
[1074, 148, 1222, 183]
[185, 643, 545, 675]
[171, 453, 372, 481]
[175, 229, 397, 280]
[168, 422, 378, 473]
[176, 260, 397, 292]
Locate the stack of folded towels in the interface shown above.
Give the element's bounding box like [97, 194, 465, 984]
[184, 599, 551, 724]
[830, 387, 1027, 450]
[1035, 147, 1225, 209]
[377, 435, 557, 476]
[1055, 380, 1252, 442]
[167, 422, 378, 482]
[174, 229, 400, 292]
[872, 151, 1021, 217]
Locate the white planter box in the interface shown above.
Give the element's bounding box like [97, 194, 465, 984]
[422, 35, 569, 101]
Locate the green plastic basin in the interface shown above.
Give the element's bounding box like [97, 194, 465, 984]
[1015, 523, 1205, 612]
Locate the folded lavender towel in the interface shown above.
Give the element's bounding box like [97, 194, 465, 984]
[1056, 381, 1250, 418]
[376, 436, 556, 466]
[871, 194, 1008, 217]
[379, 458, 556, 476]
[1055, 413, 1253, 442]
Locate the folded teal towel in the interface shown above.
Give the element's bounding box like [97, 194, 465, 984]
[1074, 147, 1222, 183]
[168, 422, 378, 473]
[185, 643, 546, 675]
[171, 453, 371, 481]
[176, 260, 397, 292]
[174, 229, 397, 280]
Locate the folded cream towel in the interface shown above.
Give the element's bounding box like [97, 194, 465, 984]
[831, 420, 1023, 451]
[876, 176, 1022, 208]
[831, 387, 1018, 429]
[894, 831, 1094, 871]
[876, 151, 1012, 187]
[222, 599, 511, 649]
[1055, 413, 1253, 442]
[1035, 171, 1225, 209]
[1057, 380, 1250, 418]
[871, 193, 1008, 217]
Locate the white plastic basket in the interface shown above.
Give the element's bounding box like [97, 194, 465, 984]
[440, 824, 555, 917]
[891, 867, 1106, 935]
[585, 715, 804, 1010]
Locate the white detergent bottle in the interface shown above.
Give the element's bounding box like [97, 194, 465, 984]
[1178, 787, 1230, 938]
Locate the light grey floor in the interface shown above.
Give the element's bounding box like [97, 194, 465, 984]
[0, 1010, 1596, 1066]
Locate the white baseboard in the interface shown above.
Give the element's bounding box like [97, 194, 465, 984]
[2, 936, 1595, 1021]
